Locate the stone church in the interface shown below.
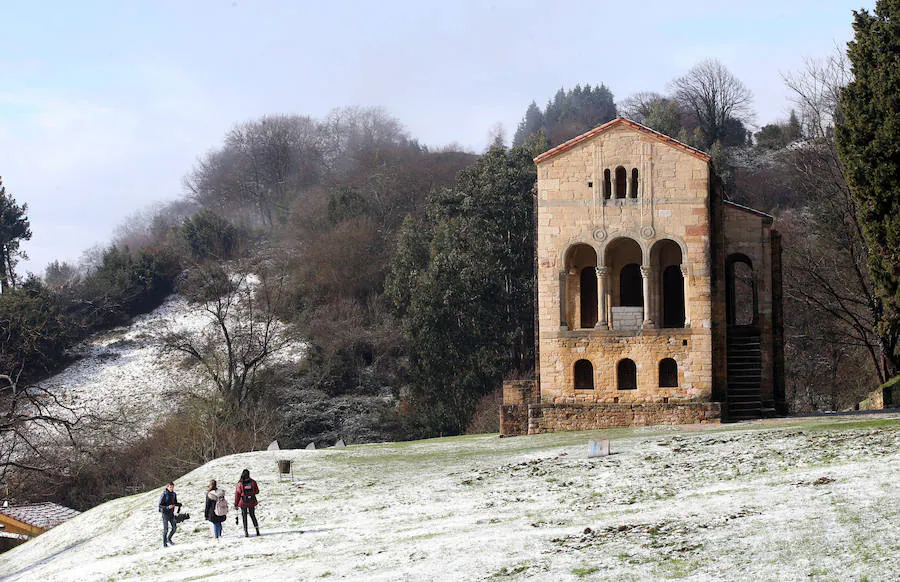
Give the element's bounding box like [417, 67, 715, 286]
[501, 118, 785, 436]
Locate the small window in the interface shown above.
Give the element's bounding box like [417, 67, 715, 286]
[574, 360, 594, 390]
[630, 168, 639, 198]
[615, 166, 627, 199]
[617, 358, 637, 390]
[603, 169, 611, 199]
[659, 358, 678, 387]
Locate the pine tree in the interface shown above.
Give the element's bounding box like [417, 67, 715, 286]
[836, 0, 900, 379]
[0, 178, 32, 294]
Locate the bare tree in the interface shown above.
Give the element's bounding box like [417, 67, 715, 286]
[670, 59, 754, 149]
[779, 54, 897, 384]
[165, 262, 294, 405]
[0, 369, 80, 482]
[782, 50, 850, 140]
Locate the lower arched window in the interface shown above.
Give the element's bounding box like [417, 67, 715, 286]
[574, 360, 594, 390]
[617, 358, 637, 390]
[659, 358, 678, 387]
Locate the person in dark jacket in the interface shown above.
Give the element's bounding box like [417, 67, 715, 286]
[234, 468, 260, 537]
[204, 479, 227, 539]
[158, 481, 180, 547]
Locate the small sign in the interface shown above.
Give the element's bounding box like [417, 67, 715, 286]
[588, 438, 610, 458]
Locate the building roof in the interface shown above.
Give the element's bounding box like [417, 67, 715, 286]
[0, 502, 81, 532]
[723, 200, 775, 223]
[533, 117, 712, 165]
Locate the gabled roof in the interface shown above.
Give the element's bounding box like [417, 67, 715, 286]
[0, 502, 80, 532]
[533, 117, 711, 164]
[724, 200, 774, 223]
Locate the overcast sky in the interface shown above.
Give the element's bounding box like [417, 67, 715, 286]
[0, 0, 874, 276]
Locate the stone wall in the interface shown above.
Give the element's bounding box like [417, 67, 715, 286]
[528, 401, 721, 433]
[534, 120, 714, 412]
[500, 380, 538, 436]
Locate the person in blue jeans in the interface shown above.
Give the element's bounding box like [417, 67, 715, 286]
[158, 481, 180, 547]
[204, 479, 227, 539]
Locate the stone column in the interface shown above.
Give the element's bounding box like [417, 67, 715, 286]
[626, 174, 634, 198]
[558, 270, 568, 327]
[596, 266, 608, 330]
[641, 265, 655, 328]
[568, 268, 579, 328]
[681, 264, 691, 327]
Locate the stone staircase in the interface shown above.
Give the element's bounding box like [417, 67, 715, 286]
[726, 326, 763, 421]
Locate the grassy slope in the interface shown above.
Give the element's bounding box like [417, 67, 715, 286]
[1, 413, 898, 581]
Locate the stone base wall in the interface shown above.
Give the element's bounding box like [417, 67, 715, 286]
[527, 401, 720, 434]
[500, 380, 538, 436]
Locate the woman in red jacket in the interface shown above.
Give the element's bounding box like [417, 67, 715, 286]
[234, 468, 260, 537]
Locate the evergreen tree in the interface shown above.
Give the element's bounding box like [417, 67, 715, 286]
[836, 0, 900, 379]
[0, 178, 32, 294]
[512, 85, 617, 150]
[387, 146, 536, 435]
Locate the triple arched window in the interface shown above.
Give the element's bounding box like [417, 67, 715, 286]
[603, 166, 640, 199]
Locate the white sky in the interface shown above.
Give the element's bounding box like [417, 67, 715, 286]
[0, 0, 874, 275]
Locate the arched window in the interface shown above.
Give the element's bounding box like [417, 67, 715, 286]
[615, 166, 627, 198]
[662, 265, 685, 328]
[659, 358, 678, 387]
[630, 168, 639, 198]
[574, 360, 594, 390]
[603, 169, 611, 199]
[580, 267, 598, 328]
[617, 359, 637, 390]
[726, 255, 756, 326]
[620, 263, 643, 307]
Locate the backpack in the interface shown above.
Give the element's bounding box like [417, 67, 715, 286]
[214, 494, 228, 517]
[240, 479, 256, 504]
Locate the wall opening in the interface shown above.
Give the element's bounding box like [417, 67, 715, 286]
[662, 265, 685, 327]
[620, 264, 643, 307]
[630, 168, 639, 198]
[659, 358, 678, 387]
[651, 239, 685, 328]
[574, 360, 594, 390]
[603, 169, 611, 199]
[580, 267, 598, 328]
[563, 244, 598, 329]
[617, 358, 637, 390]
[615, 166, 627, 198]
[726, 254, 757, 326]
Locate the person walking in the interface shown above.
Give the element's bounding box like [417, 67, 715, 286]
[234, 469, 260, 537]
[204, 479, 227, 540]
[158, 481, 180, 547]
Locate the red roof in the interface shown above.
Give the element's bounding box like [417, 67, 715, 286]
[533, 117, 711, 165]
[0, 502, 80, 531]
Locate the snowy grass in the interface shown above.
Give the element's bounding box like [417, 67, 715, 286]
[2, 413, 898, 581]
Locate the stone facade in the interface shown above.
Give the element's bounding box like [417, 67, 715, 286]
[500, 118, 785, 436]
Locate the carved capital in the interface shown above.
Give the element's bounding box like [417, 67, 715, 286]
[640, 265, 653, 278]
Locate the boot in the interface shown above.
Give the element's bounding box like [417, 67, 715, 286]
[255, 526, 260, 537]
[244, 528, 249, 537]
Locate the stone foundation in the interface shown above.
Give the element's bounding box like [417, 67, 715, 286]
[500, 380, 538, 436]
[527, 401, 720, 434]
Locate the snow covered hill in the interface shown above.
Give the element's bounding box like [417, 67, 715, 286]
[39, 294, 210, 439]
[2, 413, 899, 581]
